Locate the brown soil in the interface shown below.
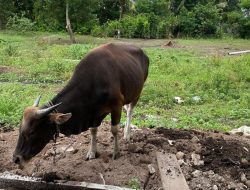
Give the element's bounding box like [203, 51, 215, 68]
[0, 123, 250, 189]
[0, 66, 22, 75]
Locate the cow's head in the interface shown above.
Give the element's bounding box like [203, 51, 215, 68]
[13, 96, 71, 166]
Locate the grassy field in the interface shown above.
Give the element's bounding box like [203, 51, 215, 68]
[0, 31, 250, 131]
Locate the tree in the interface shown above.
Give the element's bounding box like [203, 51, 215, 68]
[135, 0, 171, 16]
[66, 0, 76, 43]
[0, 0, 14, 29]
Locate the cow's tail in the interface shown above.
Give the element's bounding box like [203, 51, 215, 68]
[141, 52, 149, 81]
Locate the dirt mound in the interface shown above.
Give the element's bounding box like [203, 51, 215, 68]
[0, 123, 250, 189]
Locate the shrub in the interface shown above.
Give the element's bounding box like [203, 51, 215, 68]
[6, 14, 36, 32]
[91, 25, 106, 37]
[105, 20, 121, 37]
[120, 14, 150, 38]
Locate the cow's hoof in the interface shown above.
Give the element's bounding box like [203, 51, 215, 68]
[112, 151, 120, 160]
[86, 151, 96, 160]
[123, 135, 130, 141]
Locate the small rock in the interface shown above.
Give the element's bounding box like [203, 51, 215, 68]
[241, 158, 248, 165]
[65, 146, 78, 154]
[174, 96, 184, 104]
[240, 173, 247, 183]
[168, 140, 174, 145]
[206, 170, 215, 176]
[229, 125, 250, 137]
[191, 153, 204, 166]
[178, 159, 185, 166]
[0, 134, 5, 141]
[191, 136, 199, 143]
[148, 164, 156, 175]
[192, 96, 201, 103]
[243, 147, 249, 152]
[227, 182, 237, 190]
[245, 180, 250, 188]
[192, 170, 202, 178]
[176, 151, 185, 160]
[212, 185, 218, 190]
[131, 124, 138, 130]
[59, 133, 65, 138]
[171, 117, 178, 122]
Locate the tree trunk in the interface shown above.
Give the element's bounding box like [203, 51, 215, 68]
[119, 0, 125, 21]
[118, 0, 126, 39]
[65, 1, 76, 44]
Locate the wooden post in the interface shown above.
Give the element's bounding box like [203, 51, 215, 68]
[156, 152, 190, 190]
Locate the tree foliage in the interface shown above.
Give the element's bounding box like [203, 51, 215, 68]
[1, 0, 249, 38]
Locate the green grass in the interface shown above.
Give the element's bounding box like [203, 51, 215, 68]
[0, 31, 250, 131]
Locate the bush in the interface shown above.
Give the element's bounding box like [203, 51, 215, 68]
[6, 14, 36, 32]
[120, 14, 150, 38]
[105, 20, 121, 37]
[91, 25, 106, 37]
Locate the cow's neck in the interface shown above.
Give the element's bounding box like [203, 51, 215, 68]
[43, 87, 92, 136]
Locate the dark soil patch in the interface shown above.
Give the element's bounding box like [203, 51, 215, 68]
[0, 123, 14, 133]
[0, 66, 23, 74]
[0, 123, 250, 189]
[0, 66, 12, 74]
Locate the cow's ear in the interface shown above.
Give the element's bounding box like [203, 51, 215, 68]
[51, 113, 72, 125]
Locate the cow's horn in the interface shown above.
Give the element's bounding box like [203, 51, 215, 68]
[36, 102, 62, 118]
[33, 95, 42, 107]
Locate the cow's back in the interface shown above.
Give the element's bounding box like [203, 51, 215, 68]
[72, 43, 149, 105]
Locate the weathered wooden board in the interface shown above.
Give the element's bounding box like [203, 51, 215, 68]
[0, 172, 132, 190]
[156, 152, 190, 190]
[228, 50, 250, 55]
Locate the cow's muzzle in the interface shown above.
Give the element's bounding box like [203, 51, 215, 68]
[13, 154, 22, 165]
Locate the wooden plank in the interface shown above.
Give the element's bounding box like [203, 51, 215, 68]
[228, 50, 250, 55]
[0, 172, 132, 190]
[156, 152, 190, 190]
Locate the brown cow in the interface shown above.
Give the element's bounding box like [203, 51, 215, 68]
[13, 43, 149, 165]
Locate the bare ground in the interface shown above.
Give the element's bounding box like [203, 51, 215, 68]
[0, 123, 250, 189]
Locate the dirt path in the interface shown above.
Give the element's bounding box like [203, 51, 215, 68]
[0, 123, 250, 189]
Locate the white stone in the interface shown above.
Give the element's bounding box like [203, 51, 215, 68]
[174, 96, 184, 104]
[245, 180, 250, 188]
[243, 147, 249, 152]
[168, 140, 174, 145]
[212, 185, 218, 190]
[148, 164, 156, 175]
[191, 153, 204, 166]
[171, 117, 178, 122]
[176, 151, 185, 160]
[191, 136, 200, 143]
[192, 170, 202, 178]
[240, 173, 247, 182]
[229, 125, 250, 136]
[192, 96, 201, 103]
[178, 159, 185, 166]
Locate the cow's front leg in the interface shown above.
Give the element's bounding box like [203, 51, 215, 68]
[86, 127, 97, 160]
[111, 107, 121, 160]
[111, 124, 119, 159]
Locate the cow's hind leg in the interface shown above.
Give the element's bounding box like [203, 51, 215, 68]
[86, 127, 98, 160]
[124, 103, 134, 140]
[111, 106, 122, 160]
[124, 97, 139, 140]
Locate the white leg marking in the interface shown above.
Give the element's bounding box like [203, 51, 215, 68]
[111, 125, 119, 159]
[86, 127, 97, 160]
[124, 103, 133, 140]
